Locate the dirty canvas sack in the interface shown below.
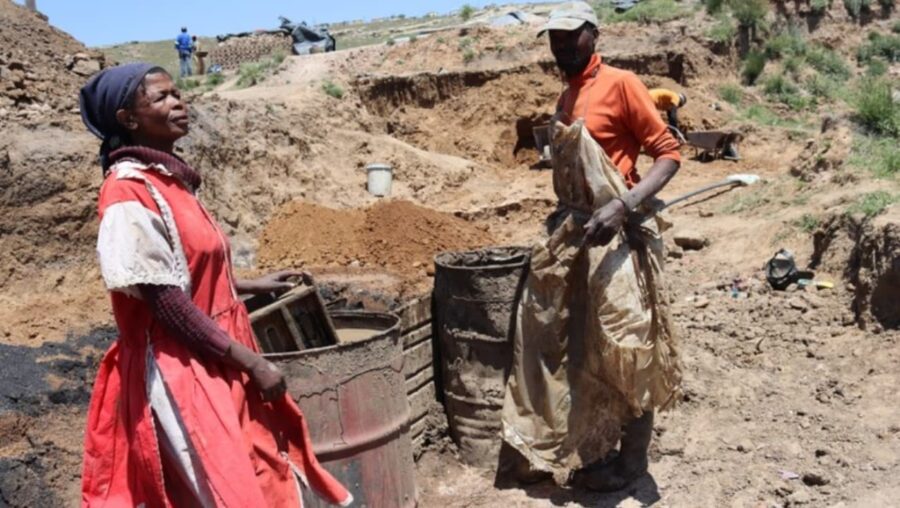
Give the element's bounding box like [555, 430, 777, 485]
[501, 118, 682, 482]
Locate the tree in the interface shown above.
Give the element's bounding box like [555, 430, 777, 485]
[460, 4, 475, 21]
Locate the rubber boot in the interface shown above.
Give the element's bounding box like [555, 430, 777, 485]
[575, 411, 653, 492]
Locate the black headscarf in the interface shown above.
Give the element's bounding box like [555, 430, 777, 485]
[79, 62, 159, 170]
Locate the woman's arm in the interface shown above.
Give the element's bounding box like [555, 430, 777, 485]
[235, 270, 311, 296]
[140, 284, 286, 401]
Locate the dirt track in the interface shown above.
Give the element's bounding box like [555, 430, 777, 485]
[1, 0, 898, 506]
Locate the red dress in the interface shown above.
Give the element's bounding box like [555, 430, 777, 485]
[81, 161, 351, 507]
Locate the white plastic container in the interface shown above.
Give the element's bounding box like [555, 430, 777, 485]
[366, 163, 393, 197]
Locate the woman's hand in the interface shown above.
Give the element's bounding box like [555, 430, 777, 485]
[584, 199, 627, 247]
[249, 357, 287, 402]
[238, 269, 312, 295]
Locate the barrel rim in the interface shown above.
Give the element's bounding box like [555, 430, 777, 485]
[434, 245, 530, 272]
[263, 310, 401, 360]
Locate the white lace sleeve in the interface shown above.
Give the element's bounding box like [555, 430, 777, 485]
[96, 201, 187, 298]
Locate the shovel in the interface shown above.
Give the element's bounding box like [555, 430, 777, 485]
[632, 173, 760, 224]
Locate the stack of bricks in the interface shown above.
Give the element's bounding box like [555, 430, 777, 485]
[208, 33, 293, 71]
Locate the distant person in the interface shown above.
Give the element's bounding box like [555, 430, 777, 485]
[648, 88, 686, 131]
[192, 35, 206, 75]
[175, 27, 193, 77]
[77, 63, 351, 507]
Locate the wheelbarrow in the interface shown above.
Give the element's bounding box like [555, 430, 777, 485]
[685, 130, 742, 161]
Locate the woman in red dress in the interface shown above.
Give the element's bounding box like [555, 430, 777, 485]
[78, 63, 351, 507]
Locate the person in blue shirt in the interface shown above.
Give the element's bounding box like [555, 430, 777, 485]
[175, 27, 194, 77]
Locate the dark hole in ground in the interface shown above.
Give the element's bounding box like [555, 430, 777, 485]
[509, 113, 553, 167]
[871, 267, 900, 329]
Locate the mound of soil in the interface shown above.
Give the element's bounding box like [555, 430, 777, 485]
[258, 200, 495, 280]
[0, 0, 106, 119]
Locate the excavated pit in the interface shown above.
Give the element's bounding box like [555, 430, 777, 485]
[811, 208, 900, 330]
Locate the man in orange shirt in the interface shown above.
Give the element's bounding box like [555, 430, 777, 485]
[502, 1, 682, 492]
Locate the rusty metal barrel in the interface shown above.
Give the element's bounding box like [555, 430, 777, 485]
[266, 311, 416, 507]
[433, 246, 530, 468]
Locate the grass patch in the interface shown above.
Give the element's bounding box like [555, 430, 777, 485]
[741, 104, 811, 132]
[893, 20, 900, 33]
[853, 77, 900, 137]
[857, 31, 900, 64]
[719, 83, 743, 105]
[763, 73, 810, 110]
[804, 73, 842, 102]
[848, 135, 900, 178]
[703, 0, 727, 14]
[235, 54, 284, 89]
[322, 81, 344, 99]
[604, 0, 693, 24]
[765, 27, 807, 59]
[386, 38, 396, 46]
[462, 49, 476, 63]
[805, 46, 850, 79]
[205, 73, 224, 87]
[794, 213, 820, 232]
[848, 191, 898, 217]
[721, 187, 771, 214]
[866, 58, 888, 76]
[742, 50, 767, 85]
[707, 13, 737, 43]
[176, 77, 200, 91]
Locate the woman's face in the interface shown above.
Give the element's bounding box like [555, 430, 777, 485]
[123, 72, 189, 144]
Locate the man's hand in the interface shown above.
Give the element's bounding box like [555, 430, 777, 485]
[238, 270, 312, 295]
[584, 199, 627, 247]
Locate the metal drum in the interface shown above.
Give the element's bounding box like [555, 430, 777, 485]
[433, 247, 530, 468]
[266, 311, 416, 507]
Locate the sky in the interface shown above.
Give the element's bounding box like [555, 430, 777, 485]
[17, 0, 526, 47]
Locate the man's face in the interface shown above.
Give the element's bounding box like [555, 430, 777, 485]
[549, 24, 596, 77]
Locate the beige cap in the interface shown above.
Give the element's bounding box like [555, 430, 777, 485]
[537, 1, 599, 36]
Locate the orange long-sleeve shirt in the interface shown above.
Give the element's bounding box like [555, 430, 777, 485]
[557, 54, 681, 187]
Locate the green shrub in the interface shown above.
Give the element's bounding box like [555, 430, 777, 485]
[804, 73, 841, 102]
[848, 191, 898, 217]
[742, 50, 767, 84]
[236, 63, 264, 88]
[764, 73, 809, 110]
[848, 135, 900, 178]
[878, 0, 894, 11]
[805, 46, 850, 78]
[732, 0, 768, 26]
[386, 38, 396, 46]
[765, 27, 807, 59]
[409, 35, 418, 43]
[271, 52, 286, 66]
[857, 32, 900, 64]
[719, 83, 743, 104]
[175, 77, 199, 91]
[843, 0, 871, 18]
[462, 49, 476, 63]
[893, 20, 900, 33]
[322, 81, 344, 99]
[783, 55, 805, 78]
[707, 14, 737, 43]
[704, 0, 727, 14]
[794, 214, 820, 232]
[205, 73, 224, 87]
[460, 4, 475, 21]
[866, 58, 888, 76]
[854, 77, 900, 137]
[608, 0, 692, 24]
[810, 0, 832, 12]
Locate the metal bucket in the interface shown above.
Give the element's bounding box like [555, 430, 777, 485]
[433, 247, 530, 468]
[266, 311, 416, 507]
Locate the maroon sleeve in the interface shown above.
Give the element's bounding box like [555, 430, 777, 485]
[139, 284, 232, 358]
